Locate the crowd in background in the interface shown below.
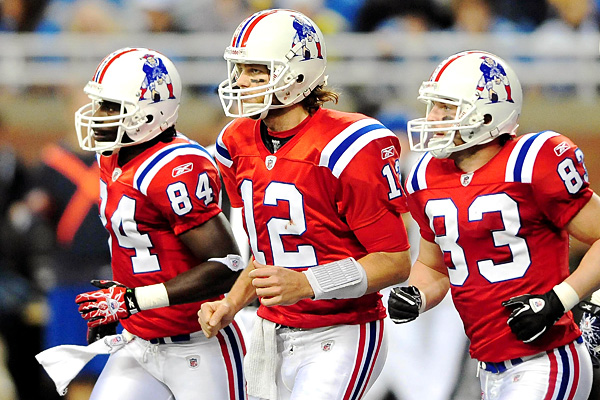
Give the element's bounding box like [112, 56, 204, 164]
[1, 1, 600, 400]
[0, 0, 599, 35]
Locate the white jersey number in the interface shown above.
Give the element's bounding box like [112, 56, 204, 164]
[100, 180, 160, 273]
[240, 180, 317, 268]
[557, 149, 589, 195]
[426, 193, 531, 285]
[382, 159, 403, 200]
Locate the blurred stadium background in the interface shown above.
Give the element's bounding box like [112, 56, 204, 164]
[2, 0, 600, 399]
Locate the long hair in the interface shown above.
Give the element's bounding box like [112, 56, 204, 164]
[301, 85, 339, 115]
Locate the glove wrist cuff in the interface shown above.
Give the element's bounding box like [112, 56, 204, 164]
[124, 288, 141, 314]
[591, 289, 600, 305]
[417, 288, 427, 313]
[553, 282, 580, 312]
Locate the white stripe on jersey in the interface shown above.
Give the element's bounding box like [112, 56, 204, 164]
[319, 118, 395, 178]
[405, 152, 433, 194]
[505, 131, 559, 183]
[133, 143, 217, 195]
[215, 121, 235, 169]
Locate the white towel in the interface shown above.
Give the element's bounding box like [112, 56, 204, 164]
[35, 334, 128, 396]
[244, 317, 278, 400]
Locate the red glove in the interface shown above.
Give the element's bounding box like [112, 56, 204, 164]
[75, 280, 141, 328]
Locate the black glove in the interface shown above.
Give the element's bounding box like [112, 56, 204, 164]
[388, 286, 423, 324]
[579, 301, 600, 368]
[87, 321, 119, 344]
[502, 290, 565, 343]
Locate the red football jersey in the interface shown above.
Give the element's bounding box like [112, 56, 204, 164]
[405, 131, 593, 362]
[215, 108, 410, 328]
[98, 134, 223, 340]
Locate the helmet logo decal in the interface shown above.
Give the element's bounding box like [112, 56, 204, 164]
[291, 15, 323, 61]
[139, 54, 176, 103]
[476, 56, 514, 104]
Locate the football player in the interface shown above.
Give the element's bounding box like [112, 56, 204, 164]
[72, 48, 246, 400]
[388, 50, 600, 399]
[198, 9, 412, 400]
[580, 289, 600, 368]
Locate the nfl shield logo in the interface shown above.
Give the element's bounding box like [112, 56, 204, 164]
[530, 298, 546, 313]
[321, 340, 334, 352]
[460, 172, 473, 187]
[186, 355, 200, 369]
[112, 168, 122, 182]
[265, 155, 277, 170]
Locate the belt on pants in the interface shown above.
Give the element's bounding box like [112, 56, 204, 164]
[478, 336, 583, 374]
[149, 333, 191, 344]
[479, 357, 526, 374]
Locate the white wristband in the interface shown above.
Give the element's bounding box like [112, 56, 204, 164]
[418, 288, 427, 313]
[303, 257, 368, 300]
[591, 289, 600, 305]
[135, 283, 170, 311]
[552, 282, 580, 312]
[208, 254, 246, 272]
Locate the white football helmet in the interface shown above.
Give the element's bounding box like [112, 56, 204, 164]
[218, 9, 327, 119]
[407, 50, 522, 159]
[75, 47, 181, 153]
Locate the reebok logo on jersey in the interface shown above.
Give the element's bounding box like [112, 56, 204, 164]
[554, 141, 570, 157]
[381, 146, 395, 160]
[172, 162, 193, 177]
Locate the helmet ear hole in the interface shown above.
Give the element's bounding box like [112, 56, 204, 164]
[146, 115, 154, 123]
[483, 114, 492, 124]
[296, 74, 305, 83]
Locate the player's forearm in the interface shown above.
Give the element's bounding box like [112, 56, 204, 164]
[408, 261, 450, 312]
[564, 237, 600, 302]
[223, 263, 259, 313]
[358, 250, 411, 294]
[163, 262, 242, 305]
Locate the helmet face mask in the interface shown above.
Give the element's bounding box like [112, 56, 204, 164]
[219, 59, 292, 118]
[407, 51, 522, 159]
[75, 95, 143, 153]
[75, 48, 181, 153]
[218, 9, 327, 119]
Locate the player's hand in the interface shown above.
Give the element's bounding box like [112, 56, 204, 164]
[75, 280, 141, 328]
[388, 286, 423, 324]
[502, 290, 565, 343]
[198, 299, 235, 338]
[250, 261, 314, 306]
[87, 321, 118, 344]
[579, 301, 600, 368]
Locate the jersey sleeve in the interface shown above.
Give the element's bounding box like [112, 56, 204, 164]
[214, 122, 243, 208]
[333, 129, 410, 252]
[142, 150, 223, 235]
[405, 153, 437, 244]
[531, 133, 593, 228]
